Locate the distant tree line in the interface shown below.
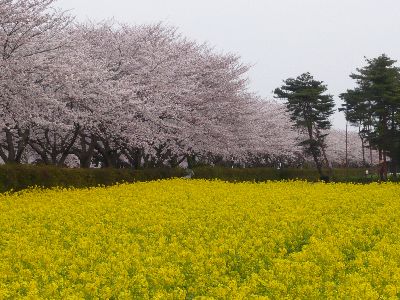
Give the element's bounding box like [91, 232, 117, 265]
[0, 0, 300, 168]
[274, 55, 400, 179]
[0, 0, 384, 171]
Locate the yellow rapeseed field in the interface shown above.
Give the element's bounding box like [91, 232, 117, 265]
[0, 179, 400, 299]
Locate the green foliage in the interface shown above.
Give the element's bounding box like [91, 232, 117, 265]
[0, 165, 393, 193]
[192, 167, 374, 183]
[0, 165, 185, 193]
[340, 54, 400, 174]
[274, 72, 335, 176]
[274, 72, 335, 131]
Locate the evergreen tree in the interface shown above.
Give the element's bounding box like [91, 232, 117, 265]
[340, 54, 400, 178]
[274, 72, 335, 178]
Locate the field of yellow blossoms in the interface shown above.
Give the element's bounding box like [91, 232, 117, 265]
[1, 179, 400, 299]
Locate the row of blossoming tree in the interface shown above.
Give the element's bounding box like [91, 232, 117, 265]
[0, 0, 374, 169]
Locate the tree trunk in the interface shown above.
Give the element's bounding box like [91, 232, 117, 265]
[72, 134, 97, 168]
[122, 148, 143, 169]
[383, 151, 388, 180]
[307, 125, 324, 178]
[187, 154, 197, 169]
[28, 125, 80, 167]
[361, 138, 366, 167]
[57, 126, 80, 166]
[95, 139, 121, 168]
[345, 122, 348, 168]
[0, 126, 29, 164]
[369, 146, 373, 166]
[170, 156, 186, 168]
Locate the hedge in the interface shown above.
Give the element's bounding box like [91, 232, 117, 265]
[192, 166, 369, 182]
[0, 164, 393, 193]
[0, 164, 185, 193]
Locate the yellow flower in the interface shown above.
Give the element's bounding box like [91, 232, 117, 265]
[0, 179, 399, 298]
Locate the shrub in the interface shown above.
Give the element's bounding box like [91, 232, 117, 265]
[0, 165, 185, 193]
[0, 164, 392, 193]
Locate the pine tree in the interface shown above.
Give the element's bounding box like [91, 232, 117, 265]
[340, 54, 400, 178]
[274, 72, 335, 178]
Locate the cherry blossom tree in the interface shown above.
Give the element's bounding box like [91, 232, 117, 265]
[71, 22, 262, 168]
[0, 0, 72, 163]
[325, 129, 379, 167]
[243, 100, 303, 167]
[0, 2, 373, 169]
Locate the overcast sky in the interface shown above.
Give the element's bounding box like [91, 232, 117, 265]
[56, 0, 400, 130]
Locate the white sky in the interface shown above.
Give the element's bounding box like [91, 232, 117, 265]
[56, 0, 400, 130]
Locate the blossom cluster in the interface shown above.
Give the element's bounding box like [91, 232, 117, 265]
[0, 179, 399, 298]
[0, 1, 371, 169]
[0, 0, 300, 168]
